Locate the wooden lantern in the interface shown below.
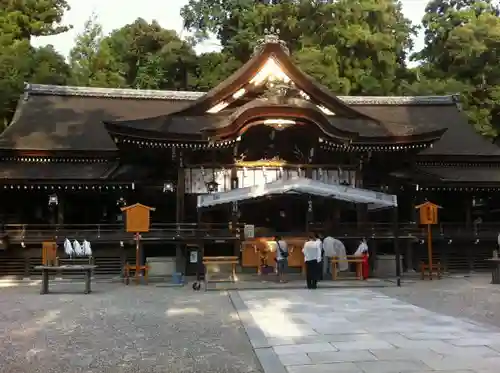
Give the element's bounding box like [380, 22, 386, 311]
[42, 241, 57, 266]
[121, 203, 156, 233]
[415, 201, 441, 225]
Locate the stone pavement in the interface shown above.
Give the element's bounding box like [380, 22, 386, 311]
[231, 288, 500, 373]
[0, 283, 261, 373]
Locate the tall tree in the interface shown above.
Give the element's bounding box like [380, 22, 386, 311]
[0, 1, 71, 129]
[415, 0, 500, 137]
[103, 19, 198, 90]
[182, 0, 415, 95]
[69, 15, 125, 87]
[1, 0, 71, 40]
[30, 45, 70, 85]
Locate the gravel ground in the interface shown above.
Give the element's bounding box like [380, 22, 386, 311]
[0, 282, 262, 373]
[377, 274, 500, 330]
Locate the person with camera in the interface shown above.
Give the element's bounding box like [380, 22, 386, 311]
[274, 235, 289, 283]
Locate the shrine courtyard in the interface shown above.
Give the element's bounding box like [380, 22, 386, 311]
[0, 276, 500, 373]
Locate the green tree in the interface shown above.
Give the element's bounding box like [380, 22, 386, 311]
[30, 45, 70, 85]
[415, 0, 500, 137]
[0, 1, 71, 129]
[68, 15, 125, 87]
[182, 0, 415, 95]
[103, 18, 197, 90]
[192, 52, 242, 90]
[1, 0, 71, 40]
[0, 37, 32, 128]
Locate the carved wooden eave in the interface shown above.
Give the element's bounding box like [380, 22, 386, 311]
[203, 99, 358, 142]
[167, 42, 380, 121]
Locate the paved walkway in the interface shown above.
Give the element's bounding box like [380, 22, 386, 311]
[230, 288, 500, 373]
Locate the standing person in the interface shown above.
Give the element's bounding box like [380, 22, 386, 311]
[302, 233, 322, 289]
[274, 235, 288, 283]
[354, 238, 370, 280]
[315, 233, 324, 281]
[322, 234, 335, 278]
[333, 237, 348, 272]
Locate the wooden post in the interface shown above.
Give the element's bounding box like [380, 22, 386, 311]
[427, 224, 433, 280]
[415, 201, 441, 280]
[120, 203, 155, 285]
[135, 233, 140, 284]
[176, 152, 185, 273]
[393, 206, 401, 287]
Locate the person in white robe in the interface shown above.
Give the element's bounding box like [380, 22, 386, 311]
[72, 239, 83, 256]
[82, 240, 92, 257]
[322, 235, 335, 277]
[354, 238, 369, 256]
[64, 238, 73, 257]
[333, 237, 348, 272]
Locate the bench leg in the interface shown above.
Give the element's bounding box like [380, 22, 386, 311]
[40, 270, 49, 294]
[204, 270, 208, 291]
[84, 270, 91, 294]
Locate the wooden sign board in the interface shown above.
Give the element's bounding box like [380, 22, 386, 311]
[121, 203, 156, 233]
[42, 241, 57, 266]
[415, 201, 441, 225]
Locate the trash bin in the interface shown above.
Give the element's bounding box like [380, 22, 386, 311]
[172, 272, 184, 285]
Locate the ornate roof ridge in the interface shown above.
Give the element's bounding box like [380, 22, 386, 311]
[25, 83, 456, 105]
[25, 83, 205, 101]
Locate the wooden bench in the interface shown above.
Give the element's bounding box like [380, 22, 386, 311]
[55, 257, 94, 277]
[331, 256, 364, 280]
[420, 261, 443, 280]
[123, 263, 150, 285]
[203, 256, 239, 291]
[35, 265, 97, 294]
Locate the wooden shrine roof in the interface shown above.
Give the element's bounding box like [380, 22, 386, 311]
[0, 161, 118, 180]
[105, 96, 446, 143]
[0, 83, 482, 154]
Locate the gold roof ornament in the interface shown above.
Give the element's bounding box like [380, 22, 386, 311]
[253, 26, 290, 56]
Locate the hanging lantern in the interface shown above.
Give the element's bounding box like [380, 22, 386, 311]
[205, 180, 219, 193]
[48, 194, 58, 206]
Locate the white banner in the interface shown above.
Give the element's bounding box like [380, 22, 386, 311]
[197, 177, 397, 211]
[185, 168, 356, 194]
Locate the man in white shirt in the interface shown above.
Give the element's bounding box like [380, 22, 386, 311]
[302, 234, 322, 289]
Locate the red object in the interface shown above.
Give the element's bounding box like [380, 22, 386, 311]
[362, 254, 369, 280]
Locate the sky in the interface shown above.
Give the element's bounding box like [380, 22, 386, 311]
[32, 0, 429, 57]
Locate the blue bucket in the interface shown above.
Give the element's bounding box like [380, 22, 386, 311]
[172, 272, 184, 285]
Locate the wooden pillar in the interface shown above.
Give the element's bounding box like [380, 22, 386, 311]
[355, 158, 368, 234]
[369, 239, 378, 276]
[57, 196, 64, 225]
[230, 166, 239, 256]
[393, 206, 401, 287]
[465, 194, 472, 231]
[176, 151, 186, 273]
[405, 239, 415, 272]
[305, 167, 313, 232]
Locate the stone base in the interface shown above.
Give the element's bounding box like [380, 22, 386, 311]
[376, 255, 403, 278]
[146, 257, 176, 277]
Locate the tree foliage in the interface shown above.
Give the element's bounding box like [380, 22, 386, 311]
[102, 18, 198, 90]
[1, 0, 71, 40]
[69, 15, 125, 88]
[0, 1, 70, 128]
[415, 0, 500, 137]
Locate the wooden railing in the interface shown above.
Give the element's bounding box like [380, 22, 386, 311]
[2, 221, 500, 244]
[1, 222, 243, 244]
[310, 222, 500, 240]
